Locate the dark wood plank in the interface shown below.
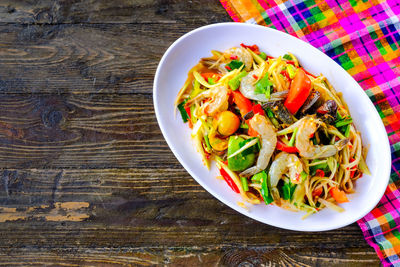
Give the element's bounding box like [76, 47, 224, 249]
[0, 0, 230, 25]
[0, 93, 182, 168]
[0, 167, 378, 265]
[0, 247, 380, 266]
[0, 23, 194, 94]
[0, 1, 230, 94]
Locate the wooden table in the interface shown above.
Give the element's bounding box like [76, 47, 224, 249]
[0, 1, 381, 266]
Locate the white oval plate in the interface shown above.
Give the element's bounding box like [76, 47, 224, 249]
[153, 23, 391, 231]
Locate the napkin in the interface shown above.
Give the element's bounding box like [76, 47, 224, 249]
[220, 0, 400, 265]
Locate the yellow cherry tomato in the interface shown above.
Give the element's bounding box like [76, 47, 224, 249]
[209, 131, 228, 151]
[216, 111, 240, 136]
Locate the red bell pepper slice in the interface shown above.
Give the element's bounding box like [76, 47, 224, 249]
[301, 68, 317, 78]
[231, 90, 253, 117]
[219, 167, 240, 193]
[349, 158, 357, 178]
[184, 106, 193, 128]
[240, 43, 260, 54]
[252, 104, 265, 116]
[280, 70, 290, 80]
[276, 140, 299, 153]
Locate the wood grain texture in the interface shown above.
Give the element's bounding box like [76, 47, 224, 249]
[0, 94, 178, 168]
[0, 0, 230, 25]
[0, 23, 189, 94]
[0, 167, 380, 265]
[0, 0, 231, 95]
[0, 0, 381, 266]
[0, 248, 380, 266]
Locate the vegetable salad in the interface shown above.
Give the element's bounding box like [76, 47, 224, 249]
[175, 44, 369, 218]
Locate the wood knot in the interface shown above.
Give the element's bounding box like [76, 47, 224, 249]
[155, 0, 170, 15]
[220, 248, 290, 267]
[7, 6, 16, 14]
[34, 9, 53, 23]
[41, 108, 64, 128]
[2, 170, 26, 196]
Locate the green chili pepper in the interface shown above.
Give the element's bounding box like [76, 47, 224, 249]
[260, 171, 273, 205]
[281, 180, 296, 200]
[344, 124, 350, 137]
[203, 134, 211, 151]
[241, 177, 249, 192]
[177, 100, 189, 123]
[251, 173, 263, 183]
[259, 52, 267, 60]
[266, 107, 274, 118]
[288, 127, 298, 147]
[335, 118, 353, 128]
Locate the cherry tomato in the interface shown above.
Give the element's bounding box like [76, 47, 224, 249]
[284, 68, 312, 114]
[208, 132, 228, 151]
[216, 111, 240, 136]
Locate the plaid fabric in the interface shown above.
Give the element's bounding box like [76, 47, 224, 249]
[220, 0, 400, 265]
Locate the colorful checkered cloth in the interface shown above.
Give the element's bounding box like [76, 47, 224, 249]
[220, 0, 400, 265]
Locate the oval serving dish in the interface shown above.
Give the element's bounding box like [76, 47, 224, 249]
[153, 22, 391, 231]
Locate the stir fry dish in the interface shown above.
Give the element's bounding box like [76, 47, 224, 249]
[174, 44, 370, 217]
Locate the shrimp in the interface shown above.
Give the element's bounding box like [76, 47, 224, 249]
[295, 116, 349, 159]
[186, 85, 229, 116]
[269, 152, 303, 200]
[224, 47, 253, 71]
[201, 47, 253, 74]
[239, 68, 271, 102]
[240, 114, 277, 177]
